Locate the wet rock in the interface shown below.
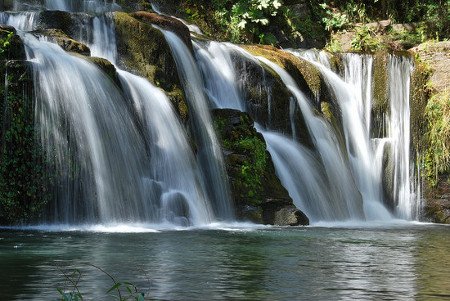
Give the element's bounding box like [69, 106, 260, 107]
[131, 11, 192, 52]
[32, 29, 91, 56]
[231, 47, 314, 148]
[113, 12, 188, 122]
[37, 11, 75, 37]
[212, 108, 309, 226]
[273, 205, 310, 226]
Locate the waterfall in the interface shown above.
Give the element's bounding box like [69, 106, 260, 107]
[159, 29, 234, 220]
[24, 34, 149, 224]
[386, 55, 419, 219]
[291, 51, 392, 220]
[259, 130, 337, 221]
[194, 41, 244, 110]
[118, 71, 214, 226]
[257, 57, 371, 220]
[194, 42, 365, 221]
[0, 11, 38, 31]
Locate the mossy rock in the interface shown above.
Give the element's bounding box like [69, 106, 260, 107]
[212, 108, 309, 225]
[37, 11, 76, 37]
[0, 60, 49, 225]
[31, 29, 91, 56]
[82, 56, 121, 87]
[243, 45, 321, 97]
[371, 51, 389, 138]
[0, 26, 26, 61]
[131, 11, 193, 52]
[113, 11, 188, 122]
[231, 46, 313, 148]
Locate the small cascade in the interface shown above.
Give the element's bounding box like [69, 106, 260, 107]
[259, 130, 337, 220]
[386, 55, 418, 219]
[194, 41, 244, 110]
[90, 13, 117, 62]
[293, 51, 392, 220]
[118, 71, 214, 226]
[160, 29, 234, 220]
[193, 42, 369, 221]
[341, 53, 373, 133]
[257, 57, 367, 220]
[0, 11, 38, 31]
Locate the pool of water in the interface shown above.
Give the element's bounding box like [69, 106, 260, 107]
[0, 222, 449, 300]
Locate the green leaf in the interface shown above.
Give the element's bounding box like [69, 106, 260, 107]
[107, 282, 122, 294]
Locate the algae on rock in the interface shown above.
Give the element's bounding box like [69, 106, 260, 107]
[213, 108, 309, 226]
[113, 12, 189, 122]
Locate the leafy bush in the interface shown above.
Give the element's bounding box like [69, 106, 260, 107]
[212, 0, 283, 44]
[320, 2, 349, 32]
[424, 91, 450, 185]
[351, 25, 381, 52]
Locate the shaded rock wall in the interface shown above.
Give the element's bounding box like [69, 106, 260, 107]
[212, 108, 309, 226]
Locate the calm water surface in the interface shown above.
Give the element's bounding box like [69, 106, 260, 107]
[0, 223, 449, 300]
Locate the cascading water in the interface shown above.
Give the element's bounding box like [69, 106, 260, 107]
[87, 12, 222, 225]
[257, 57, 370, 220]
[1, 0, 421, 225]
[0, 11, 38, 31]
[24, 34, 149, 224]
[291, 51, 392, 220]
[386, 55, 419, 219]
[118, 71, 214, 226]
[194, 41, 244, 111]
[194, 41, 364, 221]
[1, 2, 223, 227]
[159, 29, 234, 220]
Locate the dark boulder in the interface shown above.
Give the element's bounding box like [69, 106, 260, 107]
[213, 108, 309, 226]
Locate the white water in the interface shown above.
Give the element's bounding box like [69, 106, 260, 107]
[0, 11, 38, 31]
[118, 70, 215, 226]
[290, 51, 392, 220]
[160, 29, 234, 220]
[258, 56, 371, 220]
[194, 41, 244, 110]
[11, 0, 120, 13]
[386, 55, 419, 219]
[24, 34, 149, 223]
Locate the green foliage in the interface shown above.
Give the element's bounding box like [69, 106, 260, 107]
[424, 91, 450, 186]
[0, 31, 13, 57]
[325, 36, 342, 52]
[389, 25, 428, 49]
[0, 38, 49, 224]
[235, 136, 268, 201]
[351, 25, 381, 52]
[211, 0, 283, 44]
[214, 113, 268, 205]
[320, 2, 349, 32]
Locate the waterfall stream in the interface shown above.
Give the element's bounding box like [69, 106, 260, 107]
[160, 29, 234, 220]
[0, 1, 420, 225]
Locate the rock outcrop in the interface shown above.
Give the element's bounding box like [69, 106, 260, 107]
[113, 12, 188, 122]
[213, 108, 309, 226]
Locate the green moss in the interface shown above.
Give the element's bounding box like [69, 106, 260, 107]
[424, 91, 450, 186]
[242, 45, 321, 97]
[113, 12, 189, 122]
[83, 56, 121, 87]
[0, 61, 49, 224]
[372, 51, 389, 117]
[213, 111, 268, 206]
[410, 56, 432, 151]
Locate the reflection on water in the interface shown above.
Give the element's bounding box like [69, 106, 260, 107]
[0, 225, 449, 300]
